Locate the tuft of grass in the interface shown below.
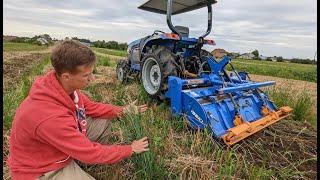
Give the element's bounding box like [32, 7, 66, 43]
[214, 149, 239, 178]
[266, 86, 294, 108]
[113, 84, 129, 106]
[96, 55, 111, 67]
[292, 92, 313, 122]
[119, 112, 169, 179]
[137, 84, 150, 104]
[266, 86, 315, 125]
[82, 83, 103, 102]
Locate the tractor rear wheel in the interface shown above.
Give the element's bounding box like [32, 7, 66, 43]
[141, 46, 177, 100]
[116, 60, 129, 83]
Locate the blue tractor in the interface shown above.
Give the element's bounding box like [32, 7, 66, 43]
[116, 0, 292, 145]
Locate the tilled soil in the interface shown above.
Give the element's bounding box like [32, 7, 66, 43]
[238, 119, 317, 179]
[3, 51, 50, 92]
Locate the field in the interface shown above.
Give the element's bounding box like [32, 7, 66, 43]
[3, 43, 317, 179]
[92, 47, 128, 57]
[227, 59, 317, 83]
[4, 42, 49, 52]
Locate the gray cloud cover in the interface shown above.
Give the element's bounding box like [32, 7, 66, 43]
[4, 0, 317, 59]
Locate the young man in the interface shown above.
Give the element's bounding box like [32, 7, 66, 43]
[7, 40, 149, 180]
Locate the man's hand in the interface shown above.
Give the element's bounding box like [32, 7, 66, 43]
[123, 100, 148, 115]
[131, 137, 149, 154]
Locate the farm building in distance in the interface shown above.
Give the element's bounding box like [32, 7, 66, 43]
[36, 34, 52, 45]
[211, 48, 228, 59]
[259, 55, 268, 60]
[227, 52, 240, 59]
[36, 37, 48, 45]
[238, 53, 255, 59]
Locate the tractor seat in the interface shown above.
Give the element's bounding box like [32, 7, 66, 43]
[173, 26, 189, 37]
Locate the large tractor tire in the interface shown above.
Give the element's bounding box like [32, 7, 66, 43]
[141, 46, 177, 100]
[116, 59, 129, 83]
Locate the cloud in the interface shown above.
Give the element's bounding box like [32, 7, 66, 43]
[3, 0, 317, 59]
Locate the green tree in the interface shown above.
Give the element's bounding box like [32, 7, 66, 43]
[276, 56, 283, 62]
[252, 49, 259, 59]
[71, 37, 80, 41]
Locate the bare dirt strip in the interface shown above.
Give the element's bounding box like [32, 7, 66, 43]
[3, 51, 50, 92]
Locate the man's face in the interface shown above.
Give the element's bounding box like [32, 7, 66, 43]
[64, 64, 95, 90]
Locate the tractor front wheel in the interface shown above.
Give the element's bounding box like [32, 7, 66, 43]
[116, 60, 129, 83]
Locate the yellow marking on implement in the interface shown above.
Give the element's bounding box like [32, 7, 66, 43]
[222, 106, 293, 145]
[261, 106, 270, 116]
[233, 115, 243, 126]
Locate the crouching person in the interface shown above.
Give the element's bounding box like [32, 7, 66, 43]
[7, 40, 149, 180]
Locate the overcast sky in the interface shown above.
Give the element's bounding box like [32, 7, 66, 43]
[3, 0, 317, 59]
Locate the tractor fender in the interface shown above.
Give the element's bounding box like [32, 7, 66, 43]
[140, 35, 178, 55]
[127, 35, 177, 66]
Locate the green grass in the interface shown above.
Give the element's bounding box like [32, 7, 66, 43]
[92, 47, 127, 57]
[227, 59, 317, 82]
[3, 56, 51, 129]
[96, 55, 112, 67]
[119, 113, 169, 179]
[82, 83, 104, 102]
[266, 86, 316, 126]
[3, 43, 316, 179]
[3, 42, 49, 52]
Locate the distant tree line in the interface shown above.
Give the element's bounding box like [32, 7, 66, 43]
[289, 58, 316, 64]
[91, 40, 128, 50]
[70, 37, 128, 50]
[71, 37, 91, 44]
[250, 50, 316, 64]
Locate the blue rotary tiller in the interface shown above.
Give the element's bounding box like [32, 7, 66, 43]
[116, 0, 292, 145]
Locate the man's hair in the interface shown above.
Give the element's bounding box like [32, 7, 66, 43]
[51, 40, 96, 75]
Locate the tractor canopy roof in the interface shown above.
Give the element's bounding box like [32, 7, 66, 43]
[138, 0, 217, 15]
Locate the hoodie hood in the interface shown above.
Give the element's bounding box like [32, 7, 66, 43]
[29, 70, 76, 111]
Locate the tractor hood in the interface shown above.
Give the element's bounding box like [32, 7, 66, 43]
[138, 0, 217, 15]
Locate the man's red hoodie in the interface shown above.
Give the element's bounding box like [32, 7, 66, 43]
[7, 71, 133, 180]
